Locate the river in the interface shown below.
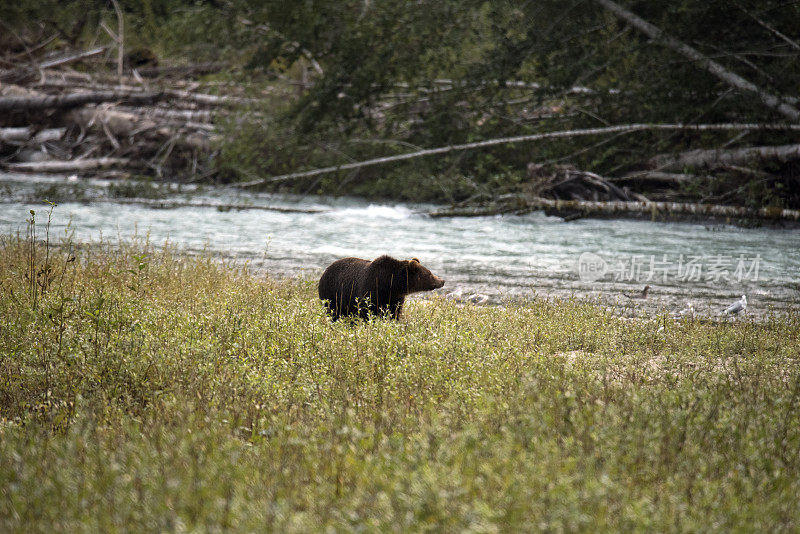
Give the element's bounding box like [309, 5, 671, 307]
[2, 172, 798, 318]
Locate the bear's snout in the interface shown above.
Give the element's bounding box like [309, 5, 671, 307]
[433, 277, 445, 289]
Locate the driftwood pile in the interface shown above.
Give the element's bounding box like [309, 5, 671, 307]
[0, 45, 250, 181]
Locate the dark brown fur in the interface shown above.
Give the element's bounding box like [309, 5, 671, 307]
[318, 255, 445, 320]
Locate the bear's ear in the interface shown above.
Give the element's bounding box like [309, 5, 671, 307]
[411, 257, 420, 263]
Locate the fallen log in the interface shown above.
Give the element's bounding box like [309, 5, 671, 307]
[67, 106, 214, 143]
[3, 158, 131, 173]
[0, 90, 164, 112]
[69, 107, 158, 137]
[650, 144, 800, 172]
[28, 79, 254, 108]
[179, 133, 218, 150]
[0, 47, 107, 84]
[103, 198, 329, 214]
[428, 196, 800, 223]
[0, 127, 32, 143]
[163, 89, 257, 106]
[0, 127, 66, 144]
[0, 84, 40, 98]
[36, 78, 160, 93]
[233, 122, 800, 188]
[115, 106, 214, 122]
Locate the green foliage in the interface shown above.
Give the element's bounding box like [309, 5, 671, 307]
[1, 217, 800, 530]
[219, 0, 800, 204]
[3, 1, 799, 204]
[0, 0, 104, 43]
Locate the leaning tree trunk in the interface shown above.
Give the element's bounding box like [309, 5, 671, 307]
[593, 0, 800, 121]
[232, 123, 800, 188]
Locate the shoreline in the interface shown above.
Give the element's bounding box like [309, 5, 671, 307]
[3, 171, 800, 229]
[8, 234, 797, 323]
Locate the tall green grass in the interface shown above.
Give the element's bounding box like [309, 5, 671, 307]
[1, 212, 799, 531]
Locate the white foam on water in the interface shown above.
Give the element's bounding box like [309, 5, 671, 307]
[331, 204, 414, 220]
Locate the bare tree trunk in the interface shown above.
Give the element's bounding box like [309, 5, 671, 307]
[0, 127, 34, 143]
[0, 90, 163, 111]
[233, 123, 800, 188]
[650, 144, 800, 171]
[0, 127, 66, 144]
[98, 198, 328, 213]
[593, 0, 800, 121]
[429, 196, 800, 223]
[3, 158, 131, 172]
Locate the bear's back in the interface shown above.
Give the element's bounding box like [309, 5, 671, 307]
[318, 257, 371, 317]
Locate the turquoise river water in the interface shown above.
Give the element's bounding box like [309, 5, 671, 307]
[2, 173, 798, 318]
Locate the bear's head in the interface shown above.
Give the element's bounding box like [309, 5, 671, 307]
[403, 258, 445, 294]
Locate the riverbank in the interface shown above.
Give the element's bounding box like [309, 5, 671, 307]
[2, 43, 799, 221]
[4, 181, 800, 320]
[2, 237, 800, 530]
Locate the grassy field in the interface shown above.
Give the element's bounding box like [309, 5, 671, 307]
[1, 221, 799, 531]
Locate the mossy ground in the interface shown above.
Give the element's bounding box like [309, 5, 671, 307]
[1, 224, 799, 531]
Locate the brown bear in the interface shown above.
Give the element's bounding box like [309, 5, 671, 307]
[318, 255, 445, 320]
